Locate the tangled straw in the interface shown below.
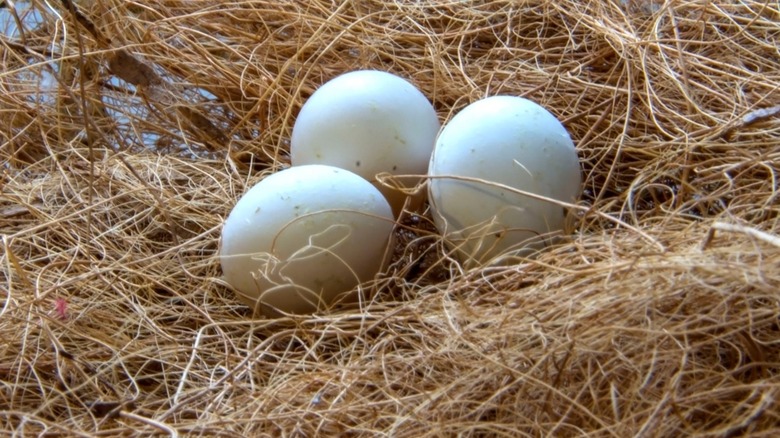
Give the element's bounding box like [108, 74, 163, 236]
[1, 0, 779, 436]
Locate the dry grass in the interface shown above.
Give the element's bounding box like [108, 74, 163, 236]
[2, 0, 779, 436]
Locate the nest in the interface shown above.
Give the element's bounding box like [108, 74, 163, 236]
[1, 0, 779, 436]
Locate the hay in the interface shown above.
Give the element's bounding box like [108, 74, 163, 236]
[1, 0, 779, 435]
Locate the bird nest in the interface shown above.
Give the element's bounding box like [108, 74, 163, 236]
[1, 0, 779, 436]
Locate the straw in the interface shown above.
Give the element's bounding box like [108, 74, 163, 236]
[1, 0, 778, 435]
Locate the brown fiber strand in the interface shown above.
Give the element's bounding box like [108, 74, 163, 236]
[1, 0, 779, 436]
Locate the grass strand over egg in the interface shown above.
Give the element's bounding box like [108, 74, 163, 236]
[1, 0, 779, 436]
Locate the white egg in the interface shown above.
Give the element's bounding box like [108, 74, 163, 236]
[220, 165, 395, 316]
[428, 96, 581, 266]
[291, 70, 440, 216]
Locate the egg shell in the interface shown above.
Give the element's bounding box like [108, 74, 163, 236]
[428, 96, 581, 266]
[290, 70, 440, 216]
[220, 165, 395, 316]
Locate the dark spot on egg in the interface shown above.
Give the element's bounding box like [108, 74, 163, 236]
[356, 160, 361, 167]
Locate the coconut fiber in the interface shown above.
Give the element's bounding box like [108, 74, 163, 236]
[1, 0, 779, 436]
